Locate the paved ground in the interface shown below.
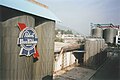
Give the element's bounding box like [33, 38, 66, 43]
[54, 48, 120, 80]
[90, 50, 120, 80]
[53, 66, 96, 80]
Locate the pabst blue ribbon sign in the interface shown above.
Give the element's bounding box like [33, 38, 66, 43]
[17, 23, 39, 58]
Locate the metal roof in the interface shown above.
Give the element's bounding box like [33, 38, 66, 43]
[0, 0, 60, 21]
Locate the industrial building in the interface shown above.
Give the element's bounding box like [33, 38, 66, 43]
[114, 31, 120, 45]
[54, 37, 108, 72]
[54, 42, 84, 72]
[91, 23, 119, 44]
[1, 0, 118, 80]
[0, 0, 59, 80]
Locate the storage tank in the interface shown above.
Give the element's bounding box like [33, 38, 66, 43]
[103, 28, 117, 43]
[91, 27, 103, 38]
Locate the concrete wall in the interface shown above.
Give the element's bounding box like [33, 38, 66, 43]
[84, 38, 107, 68]
[0, 6, 55, 80]
[0, 15, 34, 80]
[0, 22, 2, 79]
[54, 51, 76, 72]
[33, 21, 55, 80]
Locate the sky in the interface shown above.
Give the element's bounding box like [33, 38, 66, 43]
[38, 0, 120, 36]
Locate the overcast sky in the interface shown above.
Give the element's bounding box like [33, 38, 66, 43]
[38, 0, 120, 36]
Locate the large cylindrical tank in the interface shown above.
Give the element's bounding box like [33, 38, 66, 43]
[91, 27, 103, 38]
[103, 28, 117, 43]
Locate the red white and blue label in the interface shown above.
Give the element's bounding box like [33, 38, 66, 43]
[17, 23, 38, 57]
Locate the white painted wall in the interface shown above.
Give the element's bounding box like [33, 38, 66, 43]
[54, 51, 76, 72]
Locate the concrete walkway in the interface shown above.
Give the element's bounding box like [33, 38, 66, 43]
[53, 66, 96, 80]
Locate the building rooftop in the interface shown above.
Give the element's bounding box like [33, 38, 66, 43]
[0, 0, 60, 21]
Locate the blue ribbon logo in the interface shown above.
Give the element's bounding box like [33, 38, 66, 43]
[17, 27, 38, 56]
